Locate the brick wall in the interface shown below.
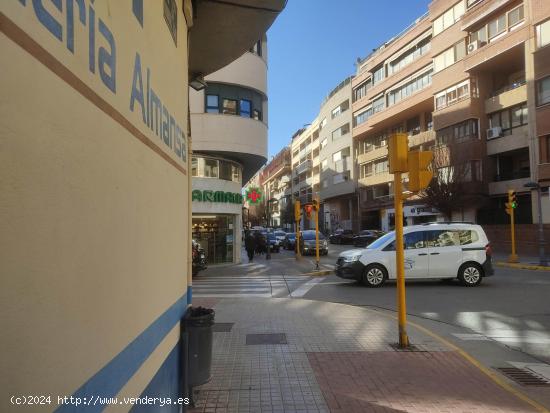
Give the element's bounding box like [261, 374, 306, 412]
[482, 224, 550, 255]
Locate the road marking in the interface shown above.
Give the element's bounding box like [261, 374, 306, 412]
[290, 278, 324, 298]
[452, 333, 490, 341]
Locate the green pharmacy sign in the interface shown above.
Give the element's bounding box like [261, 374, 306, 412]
[245, 187, 263, 205]
[192, 190, 243, 204]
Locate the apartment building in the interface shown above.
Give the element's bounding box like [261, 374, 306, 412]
[318, 78, 358, 232]
[353, 13, 437, 231]
[352, 0, 550, 230]
[259, 147, 293, 229]
[190, 36, 269, 264]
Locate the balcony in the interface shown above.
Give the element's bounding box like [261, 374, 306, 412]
[486, 125, 528, 155]
[489, 174, 531, 195]
[357, 146, 388, 165]
[485, 82, 526, 114]
[294, 159, 312, 175]
[359, 172, 392, 187]
[409, 130, 436, 148]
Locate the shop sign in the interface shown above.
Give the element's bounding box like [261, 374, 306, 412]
[192, 190, 243, 204]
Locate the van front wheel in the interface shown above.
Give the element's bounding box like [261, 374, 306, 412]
[362, 264, 387, 287]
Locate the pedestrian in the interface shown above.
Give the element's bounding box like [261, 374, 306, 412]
[244, 231, 256, 262]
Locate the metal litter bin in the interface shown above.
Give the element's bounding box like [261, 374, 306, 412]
[186, 306, 215, 387]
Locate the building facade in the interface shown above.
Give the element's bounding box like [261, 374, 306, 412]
[190, 36, 269, 264]
[352, 0, 550, 230]
[1, 0, 284, 409]
[259, 147, 293, 230]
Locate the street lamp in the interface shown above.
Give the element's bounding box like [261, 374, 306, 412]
[524, 181, 547, 266]
[266, 198, 278, 260]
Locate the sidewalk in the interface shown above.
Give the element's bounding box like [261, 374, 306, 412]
[189, 297, 550, 413]
[493, 253, 550, 271]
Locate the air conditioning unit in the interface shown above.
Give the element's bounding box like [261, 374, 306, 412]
[487, 126, 502, 140]
[467, 40, 480, 54]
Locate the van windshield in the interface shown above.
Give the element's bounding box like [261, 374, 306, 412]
[366, 231, 394, 249]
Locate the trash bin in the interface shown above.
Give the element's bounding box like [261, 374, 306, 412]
[186, 306, 215, 387]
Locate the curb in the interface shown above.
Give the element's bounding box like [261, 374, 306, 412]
[495, 261, 550, 271]
[300, 270, 333, 277]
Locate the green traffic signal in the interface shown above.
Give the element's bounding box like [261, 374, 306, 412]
[512, 201, 517, 209]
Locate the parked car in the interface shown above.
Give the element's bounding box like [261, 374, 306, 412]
[192, 239, 207, 276]
[335, 223, 493, 287]
[267, 233, 281, 252]
[274, 230, 287, 244]
[353, 230, 385, 247]
[300, 230, 328, 255]
[283, 233, 296, 250]
[329, 229, 355, 244]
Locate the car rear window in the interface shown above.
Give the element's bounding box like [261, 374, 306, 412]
[302, 231, 326, 240]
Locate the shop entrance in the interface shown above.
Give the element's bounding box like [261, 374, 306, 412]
[192, 215, 234, 264]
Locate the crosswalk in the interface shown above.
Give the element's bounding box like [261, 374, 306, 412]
[192, 274, 320, 298]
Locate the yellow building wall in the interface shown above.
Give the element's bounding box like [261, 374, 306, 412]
[0, 1, 191, 411]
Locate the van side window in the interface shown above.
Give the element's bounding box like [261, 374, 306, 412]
[426, 230, 460, 247]
[458, 230, 479, 245]
[404, 231, 426, 249]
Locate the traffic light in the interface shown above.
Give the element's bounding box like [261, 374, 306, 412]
[505, 190, 517, 215]
[294, 200, 302, 221]
[388, 133, 409, 173]
[303, 203, 313, 219]
[312, 199, 320, 211]
[408, 150, 434, 192]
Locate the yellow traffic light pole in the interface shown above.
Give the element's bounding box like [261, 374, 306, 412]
[295, 200, 301, 259]
[389, 133, 433, 348]
[507, 190, 519, 263]
[314, 199, 320, 270]
[393, 171, 409, 348]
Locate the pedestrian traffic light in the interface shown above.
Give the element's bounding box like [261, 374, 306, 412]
[294, 200, 301, 221]
[407, 150, 434, 192]
[303, 203, 313, 219]
[388, 133, 409, 173]
[505, 190, 517, 215]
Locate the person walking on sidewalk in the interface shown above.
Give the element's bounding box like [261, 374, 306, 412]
[244, 231, 256, 262]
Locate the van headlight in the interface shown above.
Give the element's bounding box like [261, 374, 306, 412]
[343, 254, 362, 263]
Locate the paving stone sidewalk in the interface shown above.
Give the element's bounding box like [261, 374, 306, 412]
[189, 298, 543, 413]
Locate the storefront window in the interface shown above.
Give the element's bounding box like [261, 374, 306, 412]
[192, 215, 234, 264]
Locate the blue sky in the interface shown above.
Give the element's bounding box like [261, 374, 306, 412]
[266, 0, 431, 158]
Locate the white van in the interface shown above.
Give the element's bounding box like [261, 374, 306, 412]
[335, 223, 493, 287]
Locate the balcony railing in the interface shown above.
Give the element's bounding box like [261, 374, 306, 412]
[489, 79, 526, 98]
[493, 169, 530, 182]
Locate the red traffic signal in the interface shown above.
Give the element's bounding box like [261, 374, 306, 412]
[303, 203, 313, 219]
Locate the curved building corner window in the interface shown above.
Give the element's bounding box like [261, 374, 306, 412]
[240, 99, 251, 117]
[253, 109, 262, 121]
[249, 40, 262, 57]
[206, 95, 219, 113]
[222, 98, 238, 115]
[191, 156, 242, 183]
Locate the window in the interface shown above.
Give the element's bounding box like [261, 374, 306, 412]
[206, 95, 219, 113]
[404, 232, 426, 249]
[191, 157, 198, 176]
[373, 66, 385, 84]
[537, 76, 550, 106]
[222, 99, 237, 115]
[374, 158, 388, 174]
[204, 158, 219, 177]
[425, 230, 460, 247]
[240, 99, 251, 117]
[321, 179, 329, 188]
[387, 69, 433, 106]
[330, 100, 349, 119]
[360, 162, 373, 178]
[333, 173, 347, 184]
[436, 119, 478, 145]
[219, 161, 232, 180]
[331, 106, 341, 118]
[249, 40, 262, 56]
[508, 5, 524, 28]
[319, 117, 327, 129]
[320, 138, 328, 149]
[488, 14, 506, 39]
[354, 107, 372, 127]
[433, 1, 465, 36]
[435, 79, 470, 110]
[332, 123, 350, 140]
[388, 36, 431, 75]
[372, 96, 385, 114]
[537, 20, 550, 48]
[353, 80, 371, 102]
[489, 103, 528, 134]
[321, 159, 328, 171]
[434, 40, 465, 72]
[253, 109, 262, 120]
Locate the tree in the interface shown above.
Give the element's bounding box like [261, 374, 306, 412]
[420, 144, 487, 220]
[248, 201, 267, 227]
